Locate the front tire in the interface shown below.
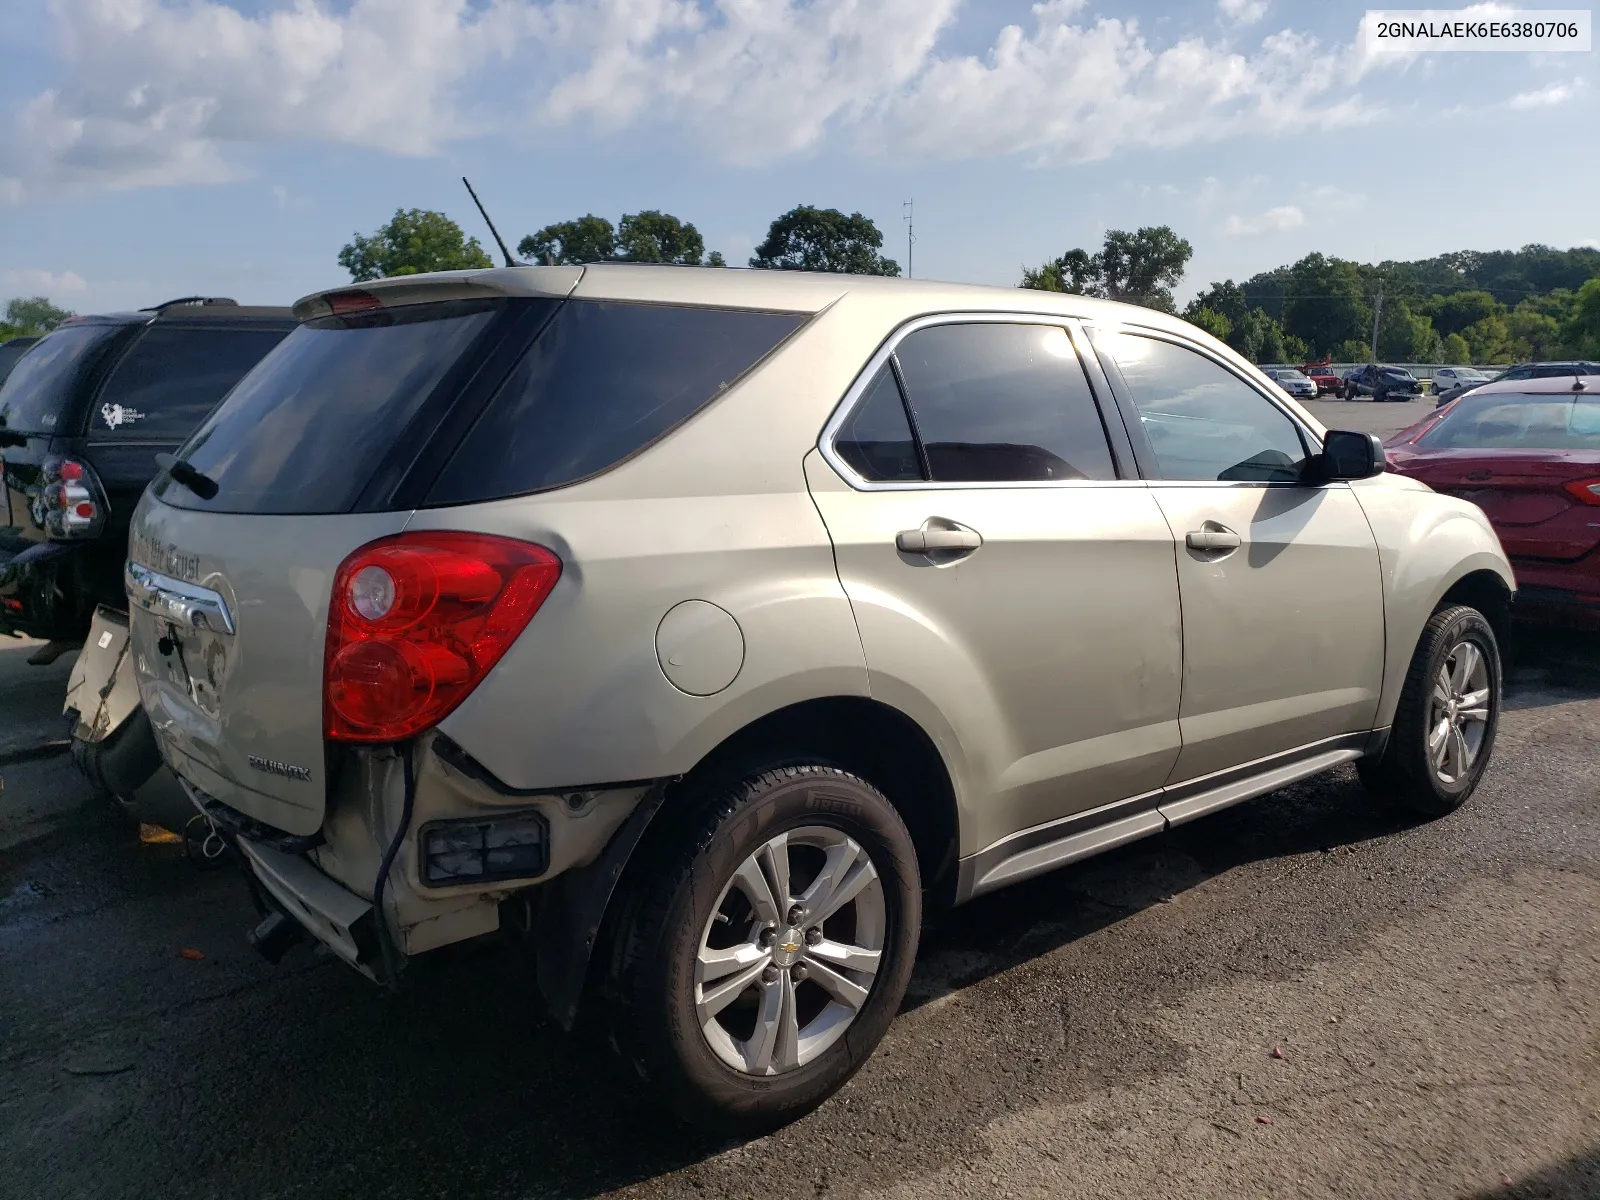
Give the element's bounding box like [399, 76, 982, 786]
[1358, 605, 1501, 817]
[605, 763, 921, 1134]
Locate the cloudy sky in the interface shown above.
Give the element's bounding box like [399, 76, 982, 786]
[1, 0, 1595, 313]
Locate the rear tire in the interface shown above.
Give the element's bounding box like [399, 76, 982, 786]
[1358, 605, 1501, 818]
[604, 763, 921, 1134]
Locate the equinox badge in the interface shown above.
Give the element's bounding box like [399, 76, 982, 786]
[248, 755, 313, 783]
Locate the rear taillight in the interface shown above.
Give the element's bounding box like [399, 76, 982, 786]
[1562, 476, 1600, 506]
[31, 456, 107, 539]
[323, 532, 562, 743]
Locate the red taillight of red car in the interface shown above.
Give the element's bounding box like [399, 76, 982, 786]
[324, 532, 562, 742]
[1562, 476, 1600, 507]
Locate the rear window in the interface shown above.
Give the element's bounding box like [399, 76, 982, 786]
[425, 300, 805, 505]
[158, 299, 501, 514]
[1420, 393, 1600, 450]
[91, 325, 290, 441]
[0, 323, 126, 435]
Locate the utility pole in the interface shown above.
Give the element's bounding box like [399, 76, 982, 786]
[903, 199, 915, 279]
[1369, 282, 1384, 363]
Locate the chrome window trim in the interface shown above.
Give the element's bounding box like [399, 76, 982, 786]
[816, 311, 1130, 493]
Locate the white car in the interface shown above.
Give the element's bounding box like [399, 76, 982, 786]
[1266, 368, 1318, 400]
[1434, 367, 1492, 393]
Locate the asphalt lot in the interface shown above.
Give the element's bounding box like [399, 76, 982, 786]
[3, 397, 1596, 1200]
[1301, 393, 1436, 438]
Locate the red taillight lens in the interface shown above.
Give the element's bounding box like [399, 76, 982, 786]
[1562, 476, 1600, 506]
[324, 532, 561, 742]
[327, 289, 382, 315]
[35, 456, 106, 539]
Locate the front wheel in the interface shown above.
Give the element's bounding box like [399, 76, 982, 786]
[1358, 605, 1501, 817]
[604, 764, 921, 1134]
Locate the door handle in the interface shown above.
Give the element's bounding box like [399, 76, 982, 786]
[1185, 526, 1241, 553]
[896, 524, 983, 554]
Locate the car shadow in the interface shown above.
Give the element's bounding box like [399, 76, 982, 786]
[905, 763, 1416, 1013]
[1460, 1144, 1599, 1199]
[1503, 623, 1600, 711]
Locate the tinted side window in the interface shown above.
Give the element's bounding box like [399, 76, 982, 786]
[833, 365, 922, 482]
[428, 301, 804, 505]
[1098, 332, 1308, 483]
[92, 326, 290, 441]
[893, 323, 1115, 483]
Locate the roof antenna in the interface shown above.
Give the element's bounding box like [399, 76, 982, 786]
[462, 176, 518, 268]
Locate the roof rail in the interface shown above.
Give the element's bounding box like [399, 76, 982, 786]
[139, 296, 239, 313]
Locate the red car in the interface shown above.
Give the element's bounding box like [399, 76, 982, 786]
[1302, 363, 1342, 395]
[1385, 374, 1600, 627]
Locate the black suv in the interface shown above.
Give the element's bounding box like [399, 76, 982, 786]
[0, 298, 293, 643]
[1342, 364, 1423, 402]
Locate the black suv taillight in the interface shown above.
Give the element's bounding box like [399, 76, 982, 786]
[31, 456, 108, 540]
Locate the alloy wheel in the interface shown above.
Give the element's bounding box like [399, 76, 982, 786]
[694, 826, 885, 1076]
[1427, 639, 1492, 785]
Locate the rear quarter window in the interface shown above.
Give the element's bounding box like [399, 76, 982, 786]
[0, 323, 127, 435]
[425, 300, 806, 505]
[91, 325, 290, 441]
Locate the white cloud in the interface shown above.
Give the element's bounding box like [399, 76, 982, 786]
[1224, 204, 1305, 236]
[2, 0, 1390, 197]
[1508, 80, 1580, 109]
[2, 268, 89, 293]
[1218, 0, 1269, 24]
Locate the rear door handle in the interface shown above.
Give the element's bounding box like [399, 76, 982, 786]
[1185, 526, 1241, 552]
[896, 524, 983, 554]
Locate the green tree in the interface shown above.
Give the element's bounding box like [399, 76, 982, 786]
[1462, 313, 1513, 364]
[1376, 298, 1443, 362]
[750, 206, 899, 275]
[4, 297, 74, 335]
[1282, 254, 1370, 357]
[338, 209, 493, 281]
[707, 251, 727, 268]
[1186, 306, 1232, 342]
[1506, 306, 1564, 360]
[1099, 226, 1193, 312]
[1334, 338, 1371, 362]
[1564, 276, 1600, 357]
[1441, 332, 1472, 364]
[614, 211, 706, 264]
[1418, 290, 1502, 338]
[1022, 226, 1192, 312]
[1184, 280, 1250, 328]
[518, 214, 615, 265]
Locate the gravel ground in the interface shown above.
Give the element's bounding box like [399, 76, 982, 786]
[2, 621, 1596, 1199]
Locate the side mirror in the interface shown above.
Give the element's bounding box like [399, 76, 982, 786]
[1314, 430, 1386, 481]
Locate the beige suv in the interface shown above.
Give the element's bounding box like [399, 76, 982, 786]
[127, 264, 1514, 1131]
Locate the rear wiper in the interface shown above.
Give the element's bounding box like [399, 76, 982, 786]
[0, 428, 25, 448]
[155, 452, 220, 500]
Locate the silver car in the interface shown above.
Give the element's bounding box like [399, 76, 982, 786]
[1265, 367, 1318, 399]
[127, 265, 1514, 1132]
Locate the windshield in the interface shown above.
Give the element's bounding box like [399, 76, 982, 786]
[159, 299, 502, 514]
[0, 323, 126, 435]
[1278, 371, 1309, 382]
[1419, 393, 1600, 450]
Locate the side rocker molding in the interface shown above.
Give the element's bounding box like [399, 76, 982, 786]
[954, 731, 1371, 903]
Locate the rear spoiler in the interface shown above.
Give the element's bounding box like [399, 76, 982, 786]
[293, 267, 584, 322]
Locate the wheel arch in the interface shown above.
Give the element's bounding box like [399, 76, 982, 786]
[527, 694, 962, 1031]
